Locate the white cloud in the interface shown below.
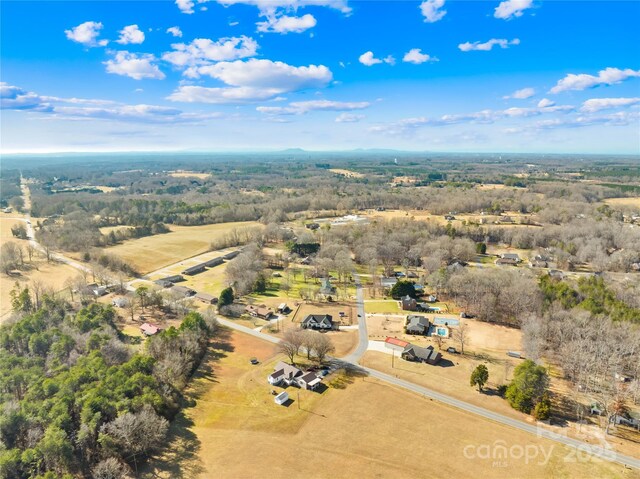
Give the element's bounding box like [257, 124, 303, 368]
[167, 26, 183, 37]
[550, 67, 640, 94]
[194, 59, 331, 89]
[403, 48, 438, 64]
[580, 97, 640, 113]
[420, 0, 446, 23]
[257, 14, 317, 33]
[215, 0, 351, 16]
[117, 25, 145, 44]
[369, 103, 576, 136]
[503, 87, 535, 99]
[104, 51, 165, 80]
[167, 85, 283, 103]
[162, 36, 258, 67]
[176, 0, 196, 14]
[168, 59, 332, 103]
[65, 21, 108, 47]
[355, 53, 394, 67]
[1, 83, 52, 112]
[494, 0, 534, 20]
[359, 51, 384, 66]
[335, 113, 364, 122]
[537, 98, 555, 108]
[257, 99, 370, 115]
[1, 82, 220, 123]
[458, 38, 520, 52]
[535, 111, 640, 129]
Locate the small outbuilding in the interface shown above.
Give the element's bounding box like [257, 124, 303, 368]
[274, 391, 289, 405]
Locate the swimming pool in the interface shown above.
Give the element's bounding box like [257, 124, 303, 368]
[434, 317, 459, 326]
[436, 327, 448, 337]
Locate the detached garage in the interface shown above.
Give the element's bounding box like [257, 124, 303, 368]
[274, 391, 289, 405]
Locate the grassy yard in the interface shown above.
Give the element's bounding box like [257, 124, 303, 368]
[143, 330, 631, 479]
[363, 300, 401, 314]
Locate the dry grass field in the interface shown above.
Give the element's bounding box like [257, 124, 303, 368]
[604, 197, 640, 208]
[0, 217, 78, 320]
[143, 331, 633, 479]
[329, 168, 364, 178]
[102, 221, 260, 273]
[0, 259, 79, 320]
[168, 171, 212, 179]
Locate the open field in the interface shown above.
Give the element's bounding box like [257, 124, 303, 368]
[329, 168, 364, 178]
[0, 217, 26, 243]
[604, 197, 640, 208]
[102, 221, 260, 273]
[0, 259, 78, 320]
[363, 299, 402, 314]
[168, 171, 212, 179]
[99, 225, 134, 235]
[144, 330, 633, 479]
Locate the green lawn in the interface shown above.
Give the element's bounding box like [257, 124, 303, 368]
[364, 300, 401, 314]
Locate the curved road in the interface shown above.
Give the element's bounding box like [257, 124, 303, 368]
[16, 176, 638, 469]
[218, 278, 640, 470]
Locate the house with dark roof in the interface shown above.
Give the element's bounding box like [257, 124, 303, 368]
[298, 372, 322, 390]
[301, 314, 334, 330]
[400, 295, 417, 311]
[495, 257, 518, 266]
[500, 253, 521, 262]
[245, 305, 274, 320]
[401, 344, 442, 365]
[195, 292, 217, 304]
[268, 361, 303, 386]
[405, 315, 430, 335]
[170, 285, 196, 297]
[529, 259, 548, 268]
[267, 362, 324, 390]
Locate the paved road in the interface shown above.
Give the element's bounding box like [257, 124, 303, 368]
[20, 178, 92, 275]
[217, 306, 640, 470]
[342, 273, 369, 363]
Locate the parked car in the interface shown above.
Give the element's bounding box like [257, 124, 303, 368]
[446, 347, 458, 354]
[250, 358, 259, 365]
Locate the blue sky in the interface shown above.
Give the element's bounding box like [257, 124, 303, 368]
[1, 0, 639, 153]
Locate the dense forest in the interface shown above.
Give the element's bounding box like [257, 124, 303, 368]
[0, 296, 216, 478]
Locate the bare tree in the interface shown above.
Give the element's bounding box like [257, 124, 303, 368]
[0, 242, 21, 273]
[311, 333, 335, 364]
[278, 338, 299, 365]
[283, 329, 304, 356]
[451, 323, 470, 355]
[99, 405, 168, 473]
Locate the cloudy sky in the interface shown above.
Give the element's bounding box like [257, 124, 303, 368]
[1, 0, 639, 153]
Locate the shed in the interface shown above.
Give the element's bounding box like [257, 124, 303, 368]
[274, 391, 289, 405]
